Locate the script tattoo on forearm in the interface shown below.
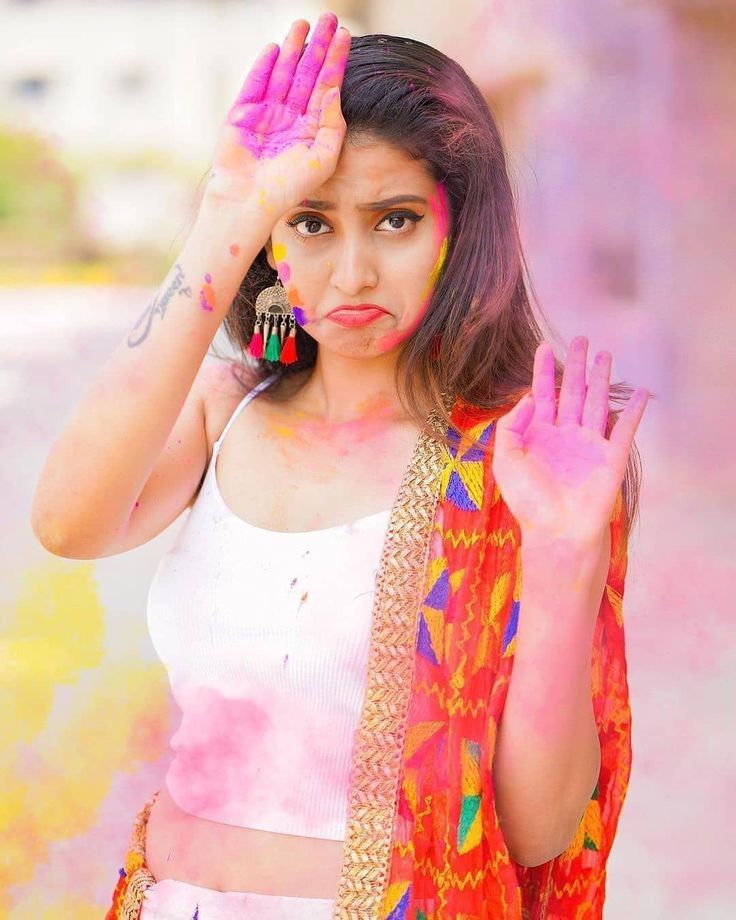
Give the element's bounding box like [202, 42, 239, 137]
[127, 263, 191, 347]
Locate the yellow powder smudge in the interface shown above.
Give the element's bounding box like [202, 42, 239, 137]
[0, 560, 169, 914]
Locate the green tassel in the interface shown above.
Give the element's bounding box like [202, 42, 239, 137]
[264, 320, 281, 361]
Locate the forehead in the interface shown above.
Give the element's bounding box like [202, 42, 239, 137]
[312, 139, 436, 203]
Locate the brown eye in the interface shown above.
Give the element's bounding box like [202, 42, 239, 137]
[287, 215, 329, 237]
[377, 211, 423, 233]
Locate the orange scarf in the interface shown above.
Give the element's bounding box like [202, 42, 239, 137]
[332, 394, 631, 918]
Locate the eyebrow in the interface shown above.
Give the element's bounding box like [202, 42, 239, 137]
[296, 195, 428, 212]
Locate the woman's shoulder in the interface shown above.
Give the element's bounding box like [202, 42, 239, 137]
[198, 358, 255, 453]
[200, 360, 313, 446]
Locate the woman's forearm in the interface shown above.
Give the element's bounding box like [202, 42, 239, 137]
[31, 197, 274, 557]
[492, 528, 611, 867]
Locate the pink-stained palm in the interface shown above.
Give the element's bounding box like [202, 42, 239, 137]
[492, 335, 649, 545]
[205, 12, 351, 214]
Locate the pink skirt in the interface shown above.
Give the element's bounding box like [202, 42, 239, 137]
[106, 789, 335, 919]
[140, 878, 335, 919]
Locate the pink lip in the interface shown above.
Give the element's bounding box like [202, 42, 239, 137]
[326, 304, 388, 328]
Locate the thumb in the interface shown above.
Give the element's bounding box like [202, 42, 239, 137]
[494, 393, 535, 455]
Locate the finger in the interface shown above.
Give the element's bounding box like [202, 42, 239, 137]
[301, 26, 351, 122]
[532, 342, 557, 425]
[609, 388, 650, 452]
[263, 19, 313, 105]
[556, 335, 589, 426]
[311, 85, 345, 161]
[284, 12, 339, 113]
[581, 350, 612, 437]
[232, 42, 281, 107]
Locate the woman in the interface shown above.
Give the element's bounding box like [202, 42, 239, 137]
[32, 11, 648, 920]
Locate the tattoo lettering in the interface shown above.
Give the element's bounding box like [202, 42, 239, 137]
[127, 263, 186, 347]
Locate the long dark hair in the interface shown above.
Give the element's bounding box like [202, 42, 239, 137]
[213, 33, 649, 539]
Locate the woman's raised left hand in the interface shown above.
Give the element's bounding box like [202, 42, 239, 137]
[491, 336, 649, 546]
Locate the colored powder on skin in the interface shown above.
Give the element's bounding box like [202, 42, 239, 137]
[272, 243, 291, 283]
[199, 278, 215, 312]
[284, 284, 307, 322]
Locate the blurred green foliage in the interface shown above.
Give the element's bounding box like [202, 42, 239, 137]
[0, 126, 83, 262]
[0, 126, 189, 284]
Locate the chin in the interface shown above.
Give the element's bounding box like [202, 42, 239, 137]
[317, 336, 392, 358]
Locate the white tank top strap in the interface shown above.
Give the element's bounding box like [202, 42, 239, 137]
[213, 371, 279, 452]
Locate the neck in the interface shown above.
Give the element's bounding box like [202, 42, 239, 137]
[295, 346, 408, 428]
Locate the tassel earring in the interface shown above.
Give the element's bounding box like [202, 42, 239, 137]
[248, 277, 299, 365]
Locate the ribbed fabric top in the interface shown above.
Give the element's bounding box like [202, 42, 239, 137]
[146, 372, 391, 840]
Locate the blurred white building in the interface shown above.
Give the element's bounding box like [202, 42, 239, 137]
[0, 0, 341, 164]
[0, 0, 353, 247]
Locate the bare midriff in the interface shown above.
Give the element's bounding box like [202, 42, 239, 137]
[144, 784, 344, 897]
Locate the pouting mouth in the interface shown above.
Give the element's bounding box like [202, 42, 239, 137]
[326, 304, 388, 316]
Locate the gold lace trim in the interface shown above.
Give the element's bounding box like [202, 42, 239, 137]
[332, 405, 451, 918]
[117, 789, 159, 918]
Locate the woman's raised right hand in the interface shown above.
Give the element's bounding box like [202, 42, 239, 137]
[204, 12, 351, 218]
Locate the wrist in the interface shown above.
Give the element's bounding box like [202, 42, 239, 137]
[195, 191, 278, 240]
[520, 524, 608, 558]
[520, 531, 607, 593]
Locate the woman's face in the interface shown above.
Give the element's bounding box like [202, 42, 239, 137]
[266, 138, 451, 357]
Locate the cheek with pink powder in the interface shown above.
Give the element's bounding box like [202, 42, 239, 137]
[374, 181, 451, 352]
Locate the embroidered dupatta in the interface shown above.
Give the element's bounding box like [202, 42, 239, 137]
[332, 394, 632, 919]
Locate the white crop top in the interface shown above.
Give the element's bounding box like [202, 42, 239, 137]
[146, 372, 391, 840]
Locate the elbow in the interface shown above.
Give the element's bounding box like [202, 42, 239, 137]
[511, 851, 554, 869]
[508, 835, 572, 868]
[31, 510, 69, 557]
[503, 796, 593, 868]
[31, 511, 96, 560]
[505, 832, 565, 868]
[507, 826, 578, 868]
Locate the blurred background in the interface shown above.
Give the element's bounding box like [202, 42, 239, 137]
[2, 0, 734, 916]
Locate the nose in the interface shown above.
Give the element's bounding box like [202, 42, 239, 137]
[329, 236, 379, 296]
